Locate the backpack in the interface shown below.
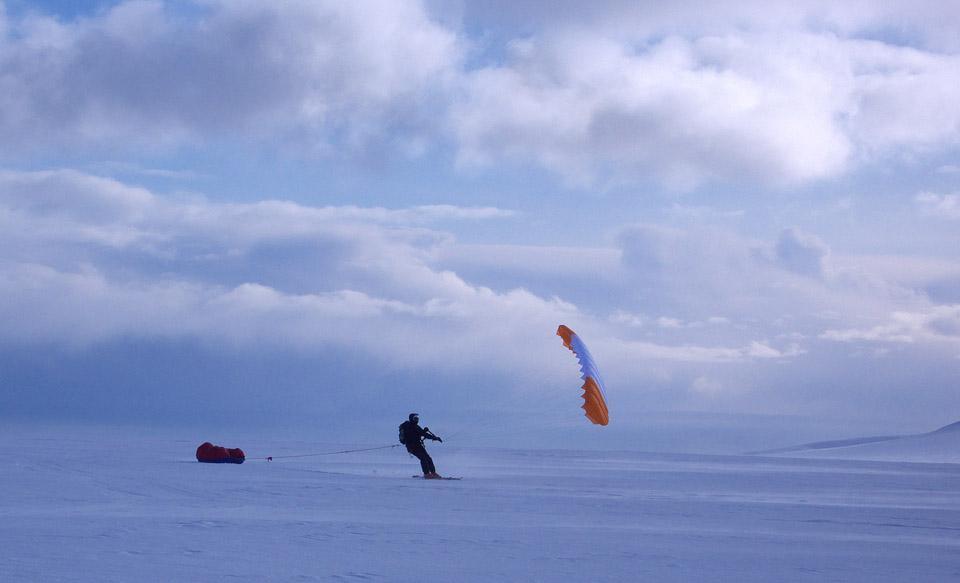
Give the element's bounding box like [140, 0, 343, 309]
[398, 422, 406, 445]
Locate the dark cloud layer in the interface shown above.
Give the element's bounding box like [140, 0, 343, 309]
[1, 169, 958, 439]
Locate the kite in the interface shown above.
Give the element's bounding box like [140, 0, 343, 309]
[557, 324, 610, 426]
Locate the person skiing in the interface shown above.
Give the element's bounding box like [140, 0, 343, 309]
[399, 413, 443, 479]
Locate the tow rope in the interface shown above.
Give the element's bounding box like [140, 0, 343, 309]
[257, 443, 400, 462]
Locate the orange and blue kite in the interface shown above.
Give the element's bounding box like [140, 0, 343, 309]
[557, 324, 610, 426]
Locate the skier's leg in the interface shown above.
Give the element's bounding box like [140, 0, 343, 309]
[409, 446, 431, 475]
[422, 451, 436, 474]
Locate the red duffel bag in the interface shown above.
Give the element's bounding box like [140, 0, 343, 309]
[196, 442, 245, 464]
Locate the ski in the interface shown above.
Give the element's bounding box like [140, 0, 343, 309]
[412, 475, 462, 480]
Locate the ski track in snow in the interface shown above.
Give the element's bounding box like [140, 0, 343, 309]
[1, 427, 959, 582]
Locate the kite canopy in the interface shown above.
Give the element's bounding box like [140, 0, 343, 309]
[557, 325, 610, 426]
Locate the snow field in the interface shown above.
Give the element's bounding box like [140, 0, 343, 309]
[2, 427, 959, 582]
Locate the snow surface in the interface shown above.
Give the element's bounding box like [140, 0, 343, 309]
[757, 421, 960, 463]
[2, 425, 959, 582]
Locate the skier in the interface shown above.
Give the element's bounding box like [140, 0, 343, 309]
[399, 413, 443, 479]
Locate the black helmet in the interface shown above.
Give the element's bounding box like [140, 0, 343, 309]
[409, 413, 419, 422]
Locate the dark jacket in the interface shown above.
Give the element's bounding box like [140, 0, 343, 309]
[400, 420, 438, 449]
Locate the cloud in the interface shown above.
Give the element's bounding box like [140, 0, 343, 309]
[452, 33, 851, 188]
[613, 339, 792, 364]
[445, 1, 960, 52]
[0, 169, 576, 381]
[379, 204, 516, 223]
[611, 220, 960, 367]
[916, 191, 960, 219]
[1, 168, 959, 428]
[0, 170, 836, 399]
[3, 1, 959, 190]
[617, 223, 783, 318]
[691, 375, 724, 396]
[0, 0, 460, 154]
[0, 169, 510, 243]
[603, 223, 960, 361]
[821, 305, 960, 345]
[775, 228, 830, 278]
[452, 29, 960, 188]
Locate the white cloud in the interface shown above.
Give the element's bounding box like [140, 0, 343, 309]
[849, 43, 960, 151]
[446, 1, 960, 53]
[451, 29, 960, 188]
[436, 243, 620, 279]
[692, 375, 724, 396]
[0, 0, 461, 153]
[775, 228, 830, 278]
[916, 191, 960, 219]
[607, 338, 791, 364]
[609, 310, 645, 327]
[451, 33, 849, 188]
[0, 169, 837, 399]
[617, 223, 781, 318]
[821, 306, 960, 345]
[612, 220, 960, 371]
[1, 167, 958, 423]
[0, 169, 575, 378]
[3, 2, 959, 189]
[831, 254, 960, 293]
[386, 204, 516, 223]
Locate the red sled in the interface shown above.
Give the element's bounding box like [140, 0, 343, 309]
[196, 442, 245, 464]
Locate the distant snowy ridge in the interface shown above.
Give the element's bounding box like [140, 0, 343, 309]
[749, 435, 902, 455]
[929, 420, 960, 434]
[750, 420, 960, 463]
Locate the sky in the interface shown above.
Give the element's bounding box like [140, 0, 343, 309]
[1, 0, 959, 451]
